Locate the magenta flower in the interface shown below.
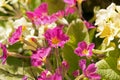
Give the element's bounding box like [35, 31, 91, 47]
[31, 47, 51, 67]
[65, 7, 76, 16]
[74, 41, 95, 57]
[26, 3, 58, 25]
[63, 0, 76, 15]
[44, 27, 69, 48]
[62, 60, 69, 70]
[50, 73, 62, 80]
[72, 70, 80, 77]
[38, 70, 62, 80]
[64, 0, 76, 6]
[26, 3, 48, 25]
[0, 43, 7, 64]
[37, 70, 51, 80]
[9, 26, 22, 45]
[84, 20, 95, 29]
[79, 59, 101, 80]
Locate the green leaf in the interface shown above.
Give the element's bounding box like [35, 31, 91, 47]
[0, 68, 23, 80]
[8, 42, 23, 52]
[0, 55, 42, 80]
[89, 28, 96, 42]
[28, 0, 41, 11]
[44, 0, 65, 14]
[63, 19, 89, 78]
[96, 57, 120, 80]
[66, 19, 89, 48]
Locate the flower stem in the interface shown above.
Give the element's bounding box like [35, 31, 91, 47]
[75, 74, 85, 80]
[65, 74, 71, 80]
[7, 52, 30, 58]
[44, 58, 53, 73]
[55, 48, 60, 68]
[22, 39, 37, 50]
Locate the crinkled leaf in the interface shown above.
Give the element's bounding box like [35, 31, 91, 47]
[96, 57, 120, 80]
[0, 56, 42, 80]
[0, 68, 23, 80]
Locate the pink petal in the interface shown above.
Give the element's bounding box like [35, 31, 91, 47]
[79, 59, 86, 71]
[85, 63, 96, 74]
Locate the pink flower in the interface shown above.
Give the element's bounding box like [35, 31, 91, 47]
[74, 41, 95, 57]
[79, 59, 101, 80]
[0, 43, 7, 64]
[26, 3, 58, 25]
[22, 76, 28, 80]
[31, 47, 51, 67]
[84, 20, 95, 29]
[50, 73, 62, 80]
[72, 70, 80, 77]
[65, 7, 76, 16]
[44, 27, 69, 48]
[63, 0, 76, 15]
[26, 3, 48, 25]
[64, 0, 76, 6]
[63, 0, 86, 15]
[62, 60, 69, 70]
[9, 26, 22, 45]
[37, 70, 51, 80]
[38, 70, 62, 80]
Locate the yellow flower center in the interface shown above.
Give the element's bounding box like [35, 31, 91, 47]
[82, 49, 89, 55]
[101, 26, 116, 38]
[51, 37, 60, 44]
[77, 0, 83, 4]
[42, 57, 46, 62]
[22, 26, 26, 31]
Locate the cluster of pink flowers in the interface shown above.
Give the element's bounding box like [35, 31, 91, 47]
[26, 3, 67, 26]
[31, 47, 51, 67]
[0, 0, 101, 80]
[38, 60, 69, 80]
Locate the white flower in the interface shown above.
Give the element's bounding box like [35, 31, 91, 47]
[38, 23, 57, 39]
[13, 17, 35, 39]
[0, 20, 13, 43]
[95, 3, 120, 46]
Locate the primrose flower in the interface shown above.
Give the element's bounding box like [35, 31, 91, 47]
[38, 70, 51, 80]
[79, 59, 101, 80]
[74, 41, 95, 57]
[26, 2, 48, 25]
[44, 27, 69, 48]
[0, 43, 7, 64]
[26, 2, 48, 19]
[50, 72, 62, 80]
[0, 20, 12, 43]
[63, 0, 85, 15]
[38, 70, 62, 80]
[27, 2, 57, 25]
[72, 70, 80, 77]
[95, 3, 120, 46]
[84, 20, 95, 29]
[9, 26, 22, 45]
[31, 47, 51, 67]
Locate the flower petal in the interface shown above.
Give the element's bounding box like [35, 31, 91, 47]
[79, 59, 86, 71]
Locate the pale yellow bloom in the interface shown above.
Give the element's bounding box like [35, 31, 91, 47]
[95, 3, 120, 46]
